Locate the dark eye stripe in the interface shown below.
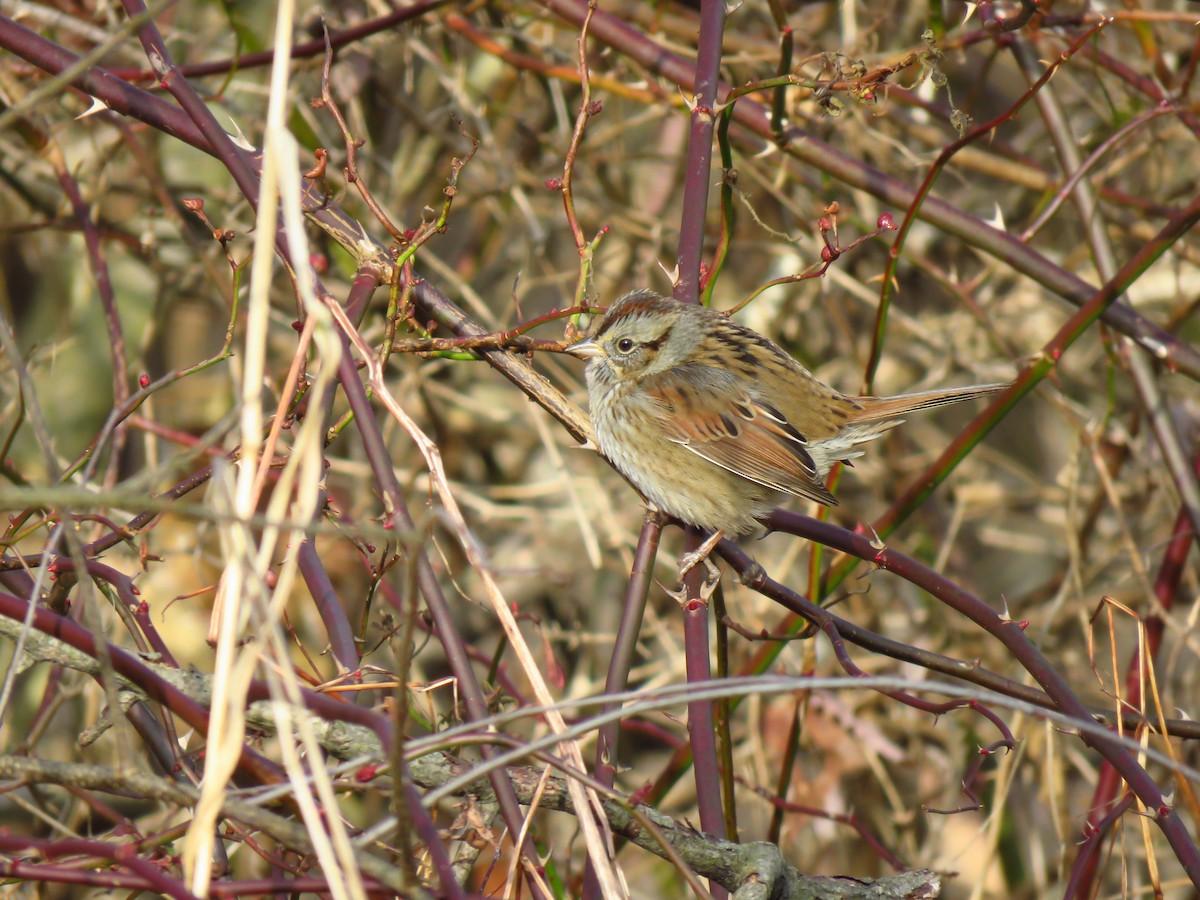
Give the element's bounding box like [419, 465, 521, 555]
[642, 324, 673, 351]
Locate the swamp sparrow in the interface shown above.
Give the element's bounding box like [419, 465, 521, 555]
[567, 290, 1007, 563]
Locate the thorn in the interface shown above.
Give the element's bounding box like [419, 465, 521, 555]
[148, 47, 169, 79]
[225, 117, 257, 152]
[997, 594, 1013, 623]
[751, 140, 780, 160]
[985, 202, 1007, 232]
[661, 581, 688, 605]
[76, 97, 110, 119]
[858, 522, 886, 556]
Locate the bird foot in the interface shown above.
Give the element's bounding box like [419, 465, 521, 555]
[676, 530, 725, 585]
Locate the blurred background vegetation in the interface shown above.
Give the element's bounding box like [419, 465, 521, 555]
[2, 0, 1200, 897]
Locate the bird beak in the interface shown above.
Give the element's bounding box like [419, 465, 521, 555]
[565, 338, 603, 359]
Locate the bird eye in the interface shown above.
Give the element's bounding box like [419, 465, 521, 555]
[616, 338, 635, 353]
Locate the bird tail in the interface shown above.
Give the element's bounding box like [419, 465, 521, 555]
[850, 382, 1009, 423]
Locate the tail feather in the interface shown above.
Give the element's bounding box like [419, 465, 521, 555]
[849, 382, 1009, 423]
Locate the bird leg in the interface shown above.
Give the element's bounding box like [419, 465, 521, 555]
[677, 529, 725, 585]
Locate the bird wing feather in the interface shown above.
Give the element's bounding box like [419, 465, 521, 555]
[643, 375, 839, 507]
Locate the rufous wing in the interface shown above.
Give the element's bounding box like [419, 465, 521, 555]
[645, 378, 840, 507]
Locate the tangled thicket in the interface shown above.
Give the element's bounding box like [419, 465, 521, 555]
[2, 1, 1200, 897]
